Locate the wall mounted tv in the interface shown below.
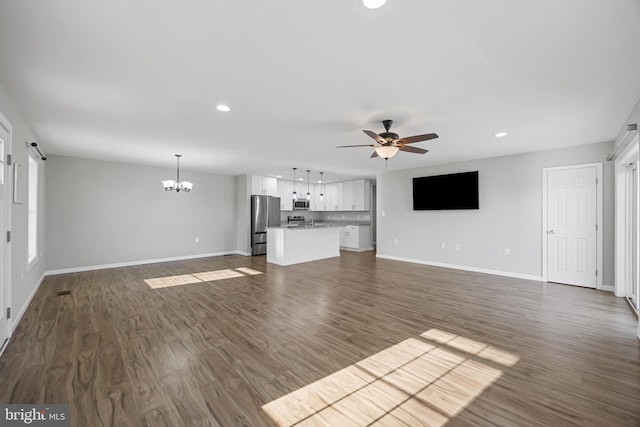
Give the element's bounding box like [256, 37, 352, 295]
[413, 171, 479, 210]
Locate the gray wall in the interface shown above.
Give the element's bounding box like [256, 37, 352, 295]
[45, 155, 236, 271]
[0, 77, 47, 331]
[377, 142, 614, 285]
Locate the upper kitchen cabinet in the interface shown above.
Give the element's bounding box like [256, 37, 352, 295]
[343, 179, 371, 211]
[325, 182, 344, 211]
[276, 177, 371, 212]
[311, 183, 324, 211]
[252, 175, 278, 196]
[277, 180, 294, 211]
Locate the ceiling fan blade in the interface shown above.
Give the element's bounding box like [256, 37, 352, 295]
[336, 144, 376, 148]
[363, 130, 385, 144]
[399, 145, 428, 154]
[397, 133, 439, 144]
[370, 150, 379, 158]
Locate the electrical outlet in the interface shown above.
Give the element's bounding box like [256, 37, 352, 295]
[455, 244, 461, 251]
[504, 248, 510, 255]
[441, 242, 446, 249]
[394, 238, 399, 245]
[381, 211, 386, 217]
[195, 237, 200, 243]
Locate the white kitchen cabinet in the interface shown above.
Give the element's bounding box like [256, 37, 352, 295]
[325, 182, 344, 211]
[278, 178, 370, 212]
[340, 225, 372, 251]
[343, 179, 370, 211]
[277, 179, 294, 211]
[311, 183, 325, 211]
[252, 175, 278, 196]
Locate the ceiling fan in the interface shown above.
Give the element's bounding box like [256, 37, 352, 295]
[337, 119, 438, 159]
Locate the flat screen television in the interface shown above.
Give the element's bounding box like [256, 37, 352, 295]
[413, 171, 479, 210]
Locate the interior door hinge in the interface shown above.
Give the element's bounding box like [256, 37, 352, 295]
[6, 231, 10, 243]
[6, 307, 10, 319]
[6, 154, 11, 166]
[596, 269, 598, 277]
[595, 224, 598, 231]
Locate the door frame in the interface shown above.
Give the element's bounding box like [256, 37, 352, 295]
[542, 162, 603, 289]
[0, 109, 12, 352]
[613, 133, 639, 301]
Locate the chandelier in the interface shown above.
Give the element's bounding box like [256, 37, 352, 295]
[162, 154, 193, 192]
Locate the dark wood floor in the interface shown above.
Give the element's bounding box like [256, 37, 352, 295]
[0, 251, 638, 426]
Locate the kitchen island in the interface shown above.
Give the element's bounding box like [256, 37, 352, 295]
[267, 225, 342, 266]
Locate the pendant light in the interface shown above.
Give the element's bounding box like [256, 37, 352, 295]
[319, 172, 324, 200]
[306, 170, 311, 200]
[162, 154, 193, 192]
[292, 168, 298, 200]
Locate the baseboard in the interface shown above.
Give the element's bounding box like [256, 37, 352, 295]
[376, 254, 543, 282]
[341, 247, 374, 253]
[601, 285, 615, 293]
[10, 272, 46, 335]
[233, 250, 252, 256]
[45, 251, 242, 276]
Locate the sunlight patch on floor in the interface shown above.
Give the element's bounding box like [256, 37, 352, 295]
[421, 329, 519, 367]
[144, 268, 263, 289]
[262, 329, 519, 426]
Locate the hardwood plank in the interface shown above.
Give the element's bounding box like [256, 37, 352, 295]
[0, 251, 637, 426]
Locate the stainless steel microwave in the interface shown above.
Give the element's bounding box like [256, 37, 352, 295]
[293, 199, 309, 210]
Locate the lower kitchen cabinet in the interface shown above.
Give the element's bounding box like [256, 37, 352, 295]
[340, 225, 372, 251]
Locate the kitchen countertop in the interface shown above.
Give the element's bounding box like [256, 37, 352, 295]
[272, 224, 344, 230]
[277, 222, 371, 229]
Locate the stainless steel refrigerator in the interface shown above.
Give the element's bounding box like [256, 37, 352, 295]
[251, 195, 281, 255]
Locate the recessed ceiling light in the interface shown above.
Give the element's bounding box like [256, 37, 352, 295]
[216, 104, 231, 112]
[317, 180, 322, 183]
[299, 178, 304, 181]
[276, 175, 282, 178]
[494, 132, 507, 138]
[363, 0, 387, 9]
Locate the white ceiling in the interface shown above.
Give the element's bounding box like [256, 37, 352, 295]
[1, 0, 639, 182]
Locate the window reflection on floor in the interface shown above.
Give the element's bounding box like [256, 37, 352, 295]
[144, 268, 263, 289]
[262, 329, 519, 426]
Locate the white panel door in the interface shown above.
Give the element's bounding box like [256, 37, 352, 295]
[0, 120, 9, 349]
[547, 167, 597, 287]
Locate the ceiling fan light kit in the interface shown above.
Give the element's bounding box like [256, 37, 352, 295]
[162, 154, 193, 192]
[363, 0, 387, 9]
[375, 145, 399, 159]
